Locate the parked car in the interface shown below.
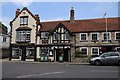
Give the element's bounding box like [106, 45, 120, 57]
[89, 52, 120, 66]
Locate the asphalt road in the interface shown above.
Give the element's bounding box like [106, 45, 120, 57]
[2, 61, 120, 78]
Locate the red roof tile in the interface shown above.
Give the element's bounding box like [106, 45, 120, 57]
[40, 17, 119, 32]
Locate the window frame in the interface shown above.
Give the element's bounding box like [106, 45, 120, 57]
[115, 32, 120, 41]
[80, 47, 88, 55]
[3, 37, 6, 42]
[91, 47, 99, 55]
[20, 16, 28, 26]
[26, 47, 35, 59]
[91, 32, 99, 41]
[16, 30, 31, 42]
[80, 33, 88, 41]
[40, 32, 49, 39]
[102, 32, 111, 41]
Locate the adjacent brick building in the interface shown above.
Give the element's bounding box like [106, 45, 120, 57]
[9, 7, 120, 62]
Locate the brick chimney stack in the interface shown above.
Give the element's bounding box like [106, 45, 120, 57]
[16, 8, 20, 17]
[35, 14, 40, 21]
[70, 7, 75, 23]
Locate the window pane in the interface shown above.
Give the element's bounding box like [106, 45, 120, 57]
[116, 33, 120, 40]
[24, 18, 28, 24]
[20, 18, 24, 24]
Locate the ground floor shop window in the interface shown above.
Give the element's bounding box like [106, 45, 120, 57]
[91, 47, 99, 55]
[26, 47, 34, 59]
[12, 47, 21, 59]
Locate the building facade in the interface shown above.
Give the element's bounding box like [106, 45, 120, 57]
[0, 22, 10, 58]
[9, 7, 120, 62]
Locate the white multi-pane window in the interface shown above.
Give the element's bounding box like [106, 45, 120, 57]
[102, 32, 111, 41]
[91, 33, 99, 41]
[20, 16, 28, 25]
[80, 47, 88, 55]
[91, 47, 99, 55]
[115, 32, 120, 40]
[16, 30, 31, 42]
[80, 33, 88, 41]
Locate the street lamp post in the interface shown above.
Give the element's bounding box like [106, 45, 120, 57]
[103, 13, 108, 42]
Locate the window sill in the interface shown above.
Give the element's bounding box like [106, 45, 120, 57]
[20, 24, 28, 26]
[16, 41, 31, 43]
[102, 40, 111, 42]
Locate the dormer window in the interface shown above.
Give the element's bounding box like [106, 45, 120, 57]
[20, 16, 28, 25]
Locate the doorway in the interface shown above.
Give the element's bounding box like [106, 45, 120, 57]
[55, 49, 69, 62]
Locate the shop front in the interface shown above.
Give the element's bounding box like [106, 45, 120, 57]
[9, 43, 36, 61]
[39, 45, 71, 62]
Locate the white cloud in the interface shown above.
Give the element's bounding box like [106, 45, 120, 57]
[0, 16, 11, 32]
[1, 0, 34, 7]
[41, 18, 67, 22]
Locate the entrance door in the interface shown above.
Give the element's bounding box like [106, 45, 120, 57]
[55, 49, 69, 62]
[56, 49, 63, 62]
[64, 49, 69, 62]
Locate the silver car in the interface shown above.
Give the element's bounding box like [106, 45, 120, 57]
[89, 52, 120, 66]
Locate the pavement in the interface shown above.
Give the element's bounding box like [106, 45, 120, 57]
[1, 58, 89, 65]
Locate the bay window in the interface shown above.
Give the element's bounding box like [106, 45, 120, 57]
[16, 30, 31, 42]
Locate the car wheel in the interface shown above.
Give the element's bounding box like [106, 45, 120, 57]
[94, 60, 101, 66]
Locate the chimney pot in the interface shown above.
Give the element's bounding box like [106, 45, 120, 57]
[16, 8, 20, 17]
[35, 14, 40, 21]
[71, 7, 74, 10]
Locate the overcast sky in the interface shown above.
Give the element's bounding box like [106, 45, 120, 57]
[0, 0, 119, 32]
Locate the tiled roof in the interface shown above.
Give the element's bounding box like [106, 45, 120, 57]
[40, 17, 119, 32]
